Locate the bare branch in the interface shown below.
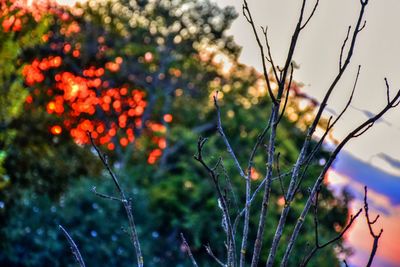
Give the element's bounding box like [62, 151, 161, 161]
[250, 106, 279, 267]
[242, 0, 277, 104]
[339, 26, 351, 70]
[239, 114, 273, 267]
[357, 20, 367, 32]
[88, 132, 144, 267]
[308, 0, 369, 142]
[300, 187, 362, 267]
[205, 244, 226, 267]
[194, 137, 236, 266]
[385, 77, 391, 104]
[364, 186, 384, 267]
[281, 87, 400, 266]
[274, 2, 372, 263]
[300, 0, 320, 30]
[214, 92, 247, 180]
[180, 233, 199, 267]
[277, 63, 294, 125]
[261, 26, 279, 82]
[295, 65, 361, 194]
[91, 186, 122, 202]
[275, 152, 286, 203]
[59, 225, 86, 267]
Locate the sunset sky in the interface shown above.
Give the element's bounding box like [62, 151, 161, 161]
[56, 0, 400, 266]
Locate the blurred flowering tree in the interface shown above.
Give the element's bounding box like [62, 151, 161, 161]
[0, 0, 350, 266]
[0, 0, 49, 183]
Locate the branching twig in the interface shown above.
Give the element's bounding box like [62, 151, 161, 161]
[282, 86, 399, 266]
[243, 0, 277, 104]
[300, 188, 362, 266]
[300, 0, 320, 30]
[194, 137, 236, 266]
[364, 186, 383, 267]
[269, 0, 371, 264]
[294, 65, 361, 194]
[205, 244, 226, 267]
[88, 132, 144, 267]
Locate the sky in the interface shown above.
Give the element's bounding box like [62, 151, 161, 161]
[55, 0, 400, 266]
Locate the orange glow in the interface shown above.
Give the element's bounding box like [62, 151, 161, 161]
[107, 143, 115, 150]
[105, 62, 119, 72]
[64, 43, 71, 53]
[115, 57, 123, 64]
[109, 128, 116, 137]
[120, 137, 128, 147]
[120, 87, 128, 95]
[50, 125, 62, 135]
[47, 101, 56, 112]
[25, 95, 33, 104]
[158, 138, 167, 149]
[17, 18, 166, 156]
[72, 49, 80, 57]
[250, 168, 260, 180]
[163, 114, 173, 123]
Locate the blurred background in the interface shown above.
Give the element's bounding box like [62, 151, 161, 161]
[0, 0, 398, 266]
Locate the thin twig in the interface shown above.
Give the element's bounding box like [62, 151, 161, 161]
[91, 186, 122, 202]
[214, 92, 246, 180]
[261, 26, 279, 82]
[364, 186, 383, 267]
[59, 225, 86, 267]
[277, 63, 294, 125]
[282, 87, 399, 267]
[180, 233, 199, 267]
[194, 137, 236, 266]
[294, 65, 361, 194]
[339, 26, 351, 70]
[88, 132, 144, 267]
[300, 187, 362, 266]
[300, 0, 320, 30]
[243, 0, 277, 104]
[205, 244, 226, 267]
[275, 152, 286, 203]
[273, 1, 371, 264]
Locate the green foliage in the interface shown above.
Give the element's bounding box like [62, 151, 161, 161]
[0, 2, 49, 180]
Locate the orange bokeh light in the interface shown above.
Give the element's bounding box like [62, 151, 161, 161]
[163, 114, 173, 123]
[50, 125, 62, 135]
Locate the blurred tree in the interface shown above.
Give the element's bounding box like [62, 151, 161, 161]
[0, 0, 49, 184]
[0, 0, 350, 266]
